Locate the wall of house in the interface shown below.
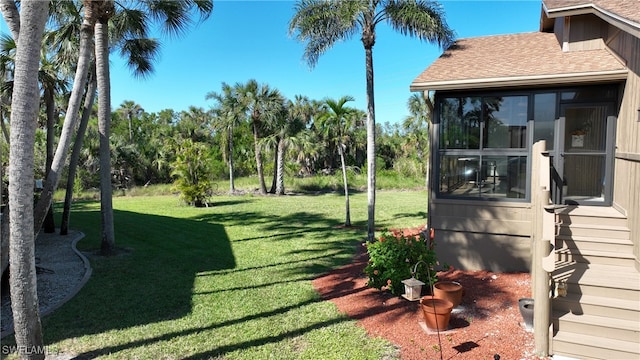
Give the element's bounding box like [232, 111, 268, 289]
[607, 26, 640, 270]
[553, 14, 608, 51]
[566, 14, 607, 51]
[429, 200, 533, 272]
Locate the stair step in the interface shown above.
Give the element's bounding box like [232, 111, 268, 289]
[557, 224, 630, 239]
[555, 247, 636, 266]
[553, 311, 640, 342]
[552, 264, 640, 301]
[553, 331, 640, 360]
[556, 236, 633, 252]
[553, 293, 640, 321]
[556, 206, 628, 228]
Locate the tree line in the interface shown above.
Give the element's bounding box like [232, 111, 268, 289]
[0, 1, 453, 358]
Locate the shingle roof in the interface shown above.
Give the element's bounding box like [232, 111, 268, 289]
[543, 0, 640, 28]
[410, 32, 627, 91]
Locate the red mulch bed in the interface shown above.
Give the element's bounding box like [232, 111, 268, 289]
[312, 228, 541, 360]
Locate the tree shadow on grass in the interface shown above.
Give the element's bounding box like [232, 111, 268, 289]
[43, 208, 236, 345]
[66, 298, 349, 359]
[43, 200, 370, 359]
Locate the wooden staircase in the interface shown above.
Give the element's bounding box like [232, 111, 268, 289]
[551, 206, 640, 360]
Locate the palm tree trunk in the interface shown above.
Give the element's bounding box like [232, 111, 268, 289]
[61, 72, 96, 235]
[339, 143, 351, 226]
[95, 10, 116, 255]
[270, 137, 279, 194]
[128, 115, 133, 143]
[275, 136, 286, 195]
[43, 87, 56, 233]
[253, 120, 267, 194]
[364, 45, 376, 242]
[228, 128, 235, 193]
[32, 0, 96, 235]
[7, 2, 49, 357]
[0, 0, 20, 40]
[0, 112, 9, 143]
[0, 0, 17, 287]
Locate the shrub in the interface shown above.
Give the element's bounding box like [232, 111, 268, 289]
[393, 157, 425, 178]
[364, 230, 438, 296]
[170, 139, 213, 207]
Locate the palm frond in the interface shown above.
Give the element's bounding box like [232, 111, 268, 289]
[119, 38, 160, 78]
[140, 0, 212, 39]
[289, 0, 362, 68]
[384, 0, 455, 49]
[110, 8, 148, 41]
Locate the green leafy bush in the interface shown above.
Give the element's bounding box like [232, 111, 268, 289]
[170, 139, 214, 207]
[364, 230, 438, 296]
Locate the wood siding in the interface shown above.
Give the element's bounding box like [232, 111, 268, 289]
[566, 14, 608, 51]
[608, 27, 640, 269]
[429, 200, 533, 272]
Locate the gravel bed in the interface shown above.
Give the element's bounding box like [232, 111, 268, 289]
[1, 230, 89, 337]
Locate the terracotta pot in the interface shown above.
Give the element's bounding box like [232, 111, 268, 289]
[420, 296, 453, 331]
[433, 281, 464, 308]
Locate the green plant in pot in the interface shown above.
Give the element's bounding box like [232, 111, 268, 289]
[364, 231, 438, 296]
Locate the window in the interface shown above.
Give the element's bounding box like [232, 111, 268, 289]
[483, 96, 528, 148]
[533, 93, 556, 149]
[437, 95, 529, 200]
[434, 85, 618, 204]
[440, 97, 481, 149]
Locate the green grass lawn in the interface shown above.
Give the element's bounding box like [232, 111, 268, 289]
[34, 190, 427, 359]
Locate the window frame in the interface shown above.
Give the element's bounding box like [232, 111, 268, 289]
[432, 85, 619, 203]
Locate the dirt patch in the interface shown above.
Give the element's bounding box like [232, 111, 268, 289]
[312, 228, 544, 360]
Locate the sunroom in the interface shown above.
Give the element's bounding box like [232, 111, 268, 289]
[410, 31, 628, 272]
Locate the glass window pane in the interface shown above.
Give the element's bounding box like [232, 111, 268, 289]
[440, 97, 459, 149]
[561, 86, 616, 101]
[564, 106, 607, 152]
[533, 93, 556, 149]
[479, 156, 528, 199]
[439, 97, 481, 149]
[462, 97, 482, 149]
[439, 155, 480, 196]
[483, 96, 528, 148]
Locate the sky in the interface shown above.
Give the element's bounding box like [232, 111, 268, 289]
[1, 0, 543, 125]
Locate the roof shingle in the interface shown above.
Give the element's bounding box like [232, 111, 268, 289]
[543, 0, 640, 27]
[410, 32, 627, 91]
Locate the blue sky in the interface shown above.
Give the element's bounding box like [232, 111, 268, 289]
[2, 0, 543, 125]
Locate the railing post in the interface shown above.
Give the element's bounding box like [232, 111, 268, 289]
[531, 141, 551, 357]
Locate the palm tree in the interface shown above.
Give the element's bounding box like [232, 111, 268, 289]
[32, 0, 97, 238]
[290, 0, 455, 241]
[92, 0, 213, 254]
[288, 98, 325, 175]
[235, 79, 284, 195]
[94, 0, 117, 255]
[178, 105, 213, 143]
[3, 1, 50, 357]
[318, 96, 356, 226]
[272, 95, 310, 195]
[60, 72, 97, 235]
[39, 46, 71, 234]
[268, 98, 306, 195]
[403, 93, 431, 159]
[207, 82, 243, 193]
[117, 100, 144, 143]
[1, 25, 71, 234]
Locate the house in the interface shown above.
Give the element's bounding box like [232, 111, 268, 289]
[410, 1, 639, 358]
